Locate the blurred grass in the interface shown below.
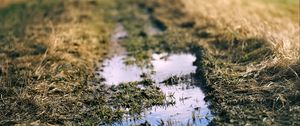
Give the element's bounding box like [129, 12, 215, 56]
[0, 0, 168, 125]
[179, 0, 300, 125]
[0, 0, 110, 124]
[0, 0, 299, 125]
[262, 0, 299, 6]
[0, 0, 60, 36]
[260, 0, 299, 21]
[183, 0, 300, 64]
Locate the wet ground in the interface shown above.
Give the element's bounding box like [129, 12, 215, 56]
[98, 52, 212, 125]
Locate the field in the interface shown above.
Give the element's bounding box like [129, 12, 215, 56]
[0, 0, 299, 125]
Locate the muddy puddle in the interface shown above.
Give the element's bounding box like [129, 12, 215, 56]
[98, 52, 212, 125]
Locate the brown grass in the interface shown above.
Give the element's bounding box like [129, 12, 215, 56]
[0, 0, 111, 124]
[182, 0, 300, 66]
[0, 0, 25, 8]
[141, 0, 300, 125]
[0, 0, 299, 125]
[168, 0, 300, 125]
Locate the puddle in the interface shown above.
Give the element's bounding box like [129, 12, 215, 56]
[99, 53, 212, 125]
[151, 53, 197, 82]
[111, 23, 127, 42]
[100, 55, 146, 85]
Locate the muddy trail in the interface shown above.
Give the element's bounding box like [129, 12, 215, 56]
[0, 0, 299, 125]
[95, 0, 299, 125]
[99, 52, 212, 125]
[95, 8, 213, 125]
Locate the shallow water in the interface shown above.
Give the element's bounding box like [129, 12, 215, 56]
[99, 53, 212, 125]
[101, 55, 145, 85]
[151, 53, 197, 82]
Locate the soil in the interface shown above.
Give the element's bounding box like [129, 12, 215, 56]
[0, 0, 299, 125]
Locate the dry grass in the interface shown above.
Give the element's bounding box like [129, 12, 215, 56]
[0, 1, 168, 125]
[167, 0, 300, 125]
[136, 0, 299, 125]
[0, 0, 299, 125]
[0, 0, 112, 124]
[182, 0, 300, 66]
[0, 0, 25, 8]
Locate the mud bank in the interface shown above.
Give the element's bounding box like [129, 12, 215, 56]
[110, 0, 300, 125]
[0, 0, 299, 125]
[145, 0, 300, 125]
[99, 52, 212, 125]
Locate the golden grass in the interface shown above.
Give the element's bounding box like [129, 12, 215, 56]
[0, 0, 298, 124]
[0, 0, 25, 8]
[0, 1, 112, 124]
[182, 0, 300, 66]
[168, 1, 300, 124]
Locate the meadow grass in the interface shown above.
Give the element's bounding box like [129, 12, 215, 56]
[0, 0, 110, 124]
[0, 0, 299, 125]
[183, 0, 299, 65]
[176, 0, 300, 125]
[0, 0, 169, 125]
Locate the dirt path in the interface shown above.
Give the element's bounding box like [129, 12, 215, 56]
[0, 0, 299, 125]
[120, 0, 300, 125]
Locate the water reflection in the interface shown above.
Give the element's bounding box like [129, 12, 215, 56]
[99, 53, 212, 125]
[101, 55, 144, 85]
